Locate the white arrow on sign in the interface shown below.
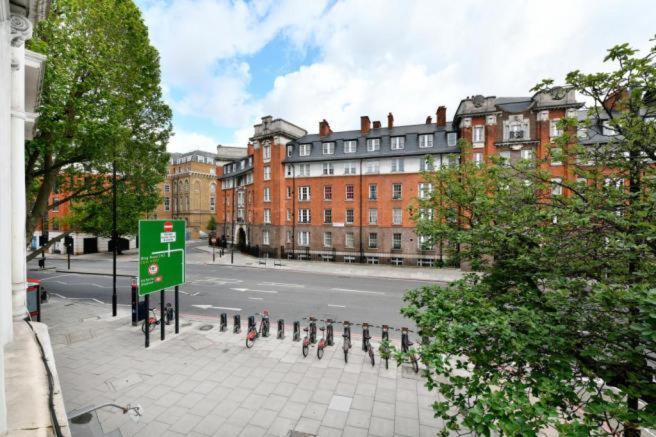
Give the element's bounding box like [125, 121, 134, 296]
[192, 304, 242, 311]
[230, 287, 278, 294]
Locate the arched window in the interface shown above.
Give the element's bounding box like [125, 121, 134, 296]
[209, 183, 216, 212]
[184, 179, 189, 192]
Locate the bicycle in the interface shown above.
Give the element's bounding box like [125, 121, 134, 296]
[342, 321, 352, 363]
[362, 322, 375, 367]
[379, 325, 392, 369]
[316, 319, 334, 359]
[246, 310, 270, 348]
[141, 308, 160, 334]
[401, 327, 419, 373]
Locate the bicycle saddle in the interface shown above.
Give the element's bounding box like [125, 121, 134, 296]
[303, 327, 309, 332]
[319, 327, 325, 331]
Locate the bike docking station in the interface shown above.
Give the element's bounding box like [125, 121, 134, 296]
[137, 220, 186, 349]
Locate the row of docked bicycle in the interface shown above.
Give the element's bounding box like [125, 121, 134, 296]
[242, 311, 420, 373]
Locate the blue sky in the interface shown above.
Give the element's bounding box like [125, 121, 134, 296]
[136, 0, 656, 153]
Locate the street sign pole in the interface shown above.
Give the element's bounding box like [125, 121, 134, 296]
[112, 160, 117, 317]
[160, 289, 165, 341]
[174, 285, 179, 334]
[144, 293, 150, 348]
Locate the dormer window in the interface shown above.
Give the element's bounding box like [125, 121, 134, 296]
[447, 132, 457, 147]
[419, 134, 433, 148]
[300, 144, 311, 156]
[344, 140, 357, 153]
[322, 142, 335, 155]
[390, 136, 405, 150]
[366, 138, 380, 152]
[287, 145, 293, 157]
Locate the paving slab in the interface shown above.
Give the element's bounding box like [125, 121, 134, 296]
[40, 296, 450, 436]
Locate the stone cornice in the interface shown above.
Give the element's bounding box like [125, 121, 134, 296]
[9, 13, 31, 47]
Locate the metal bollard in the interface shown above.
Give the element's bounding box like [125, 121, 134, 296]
[233, 314, 241, 333]
[309, 318, 317, 344]
[277, 319, 285, 339]
[220, 313, 227, 331]
[382, 324, 389, 341]
[326, 319, 334, 346]
[293, 321, 300, 341]
[40, 285, 48, 303]
[362, 323, 370, 351]
[248, 315, 256, 331]
[165, 303, 174, 325]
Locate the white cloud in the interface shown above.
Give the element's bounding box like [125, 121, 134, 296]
[167, 130, 218, 154]
[140, 0, 656, 147]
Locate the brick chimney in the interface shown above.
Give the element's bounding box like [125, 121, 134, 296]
[360, 116, 371, 134]
[436, 106, 446, 127]
[373, 120, 381, 129]
[319, 119, 332, 136]
[425, 116, 432, 125]
[387, 113, 394, 128]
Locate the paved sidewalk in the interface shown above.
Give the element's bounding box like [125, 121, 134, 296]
[197, 247, 465, 283]
[44, 296, 449, 436]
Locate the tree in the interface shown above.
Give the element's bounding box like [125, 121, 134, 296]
[403, 40, 656, 435]
[25, 0, 172, 259]
[207, 216, 217, 231]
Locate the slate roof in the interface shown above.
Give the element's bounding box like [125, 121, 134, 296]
[284, 122, 459, 163]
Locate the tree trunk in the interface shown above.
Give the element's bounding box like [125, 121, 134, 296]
[25, 154, 58, 245]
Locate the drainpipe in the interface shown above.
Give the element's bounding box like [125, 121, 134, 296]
[359, 159, 363, 263]
[291, 164, 296, 257]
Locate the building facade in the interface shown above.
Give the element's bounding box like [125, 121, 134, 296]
[217, 89, 588, 265]
[155, 147, 247, 239]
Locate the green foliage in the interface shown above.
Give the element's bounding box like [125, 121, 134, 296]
[207, 216, 217, 231]
[25, 0, 172, 242]
[378, 338, 393, 360]
[405, 38, 656, 435]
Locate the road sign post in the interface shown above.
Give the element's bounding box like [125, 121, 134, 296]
[138, 220, 185, 348]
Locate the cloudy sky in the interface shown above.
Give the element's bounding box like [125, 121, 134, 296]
[136, 0, 656, 153]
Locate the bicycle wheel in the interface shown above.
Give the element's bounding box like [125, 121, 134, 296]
[385, 358, 389, 369]
[141, 321, 148, 334]
[369, 349, 375, 367]
[343, 348, 348, 363]
[246, 336, 254, 348]
[411, 357, 419, 373]
[302, 344, 309, 357]
[317, 346, 324, 360]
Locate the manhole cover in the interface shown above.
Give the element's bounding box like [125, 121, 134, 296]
[199, 324, 214, 331]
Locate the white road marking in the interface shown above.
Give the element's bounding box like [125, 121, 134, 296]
[192, 304, 242, 311]
[248, 297, 263, 301]
[179, 290, 200, 296]
[42, 274, 77, 280]
[328, 304, 346, 308]
[257, 282, 305, 288]
[331, 287, 385, 296]
[50, 293, 103, 304]
[231, 287, 278, 294]
[54, 281, 68, 285]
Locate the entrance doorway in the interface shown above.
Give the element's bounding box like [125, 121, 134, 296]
[237, 228, 246, 249]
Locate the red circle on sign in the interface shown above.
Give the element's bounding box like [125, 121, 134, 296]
[148, 264, 159, 276]
[164, 221, 173, 232]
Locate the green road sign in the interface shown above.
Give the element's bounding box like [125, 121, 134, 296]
[138, 220, 186, 296]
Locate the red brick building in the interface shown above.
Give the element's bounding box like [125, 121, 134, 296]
[217, 88, 585, 265]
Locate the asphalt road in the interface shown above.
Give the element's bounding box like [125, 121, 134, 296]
[26, 246, 439, 330]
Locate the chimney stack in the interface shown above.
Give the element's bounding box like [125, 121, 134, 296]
[436, 106, 447, 127]
[425, 116, 432, 125]
[387, 113, 394, 128]
[319, 119, 332, 137]
[360, 116, 371, 134]
[373, 120, 381, 129]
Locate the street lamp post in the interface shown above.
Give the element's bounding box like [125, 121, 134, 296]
[112, 160, 117, 317]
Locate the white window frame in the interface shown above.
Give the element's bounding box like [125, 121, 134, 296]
[520, 149, 534, 161]
[345, 232, 354, 248]
[418, 183, 433, 199]
[392, 233, 402, 250]
[368, 208, 378, 225]
[365, 160, 379, 174]
[473, 125, 485, 144]
[324, 185, 332, 200]
[164, 184, 170, 193]
[447, 132, 457, 147]
[322, 162, 334, 175]
[368, 184, 377, 200]
[164, 197, 170, 212]
[297, 164, 310, 176]
[299, 186, 311, 201]
[551, 147, 563, 166]
[263, 165, 271, 180]
[324, 208, 332, 224]
[551, 178, 563, 196]
[550, 119, 563, 138]
[345, 208, 354, 224]
[262, 230, 270, 245]
[419, 134, 434, 148]
[499, 151, 511, 167]
[366, 138, 380, 152]
[322, 142, 335, 155]
[473, 153, 483, 167]
[263, 144, 271, 162]
[345, 184, 354, 200]
[344, 161, 357, 175]
[344, 140, 357, 153]
[298, 231, 310, 246]
[390, 136, 405, 150]
[368, 232, 378, 249]
[286, 209, 292, 222]
[391, 158, 404, 173]
[392, 208, 402, 225]
[263, 187, 271, 202]
[392, 183, 402, 200]
[299, 144, 312, 156]
[298, 209, 311, 223]
[323, 232, 332, 248]
[264, 208, 271, 224]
